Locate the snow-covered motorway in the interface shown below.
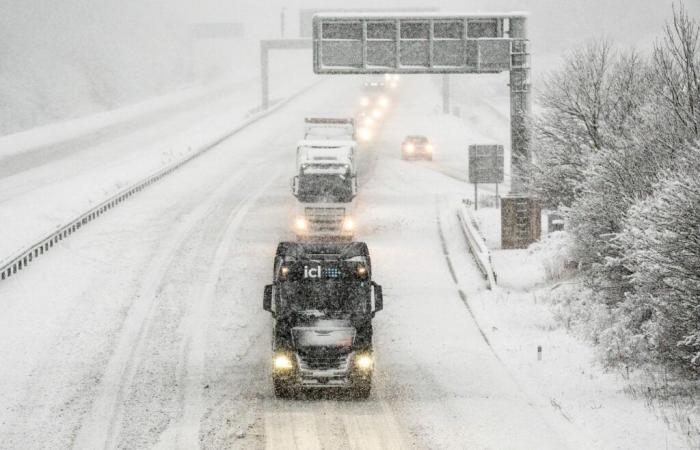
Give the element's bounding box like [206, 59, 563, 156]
[0, 77, 588, 449]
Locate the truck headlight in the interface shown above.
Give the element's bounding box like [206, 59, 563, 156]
[342, 218, 354, 231]
[295, 217, 307, 231]
[274, 354, 293, 370]
[356, 354, 372, 370]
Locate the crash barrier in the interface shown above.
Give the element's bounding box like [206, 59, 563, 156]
[0, 81, 322, 283]
[457, 200, 497, 289]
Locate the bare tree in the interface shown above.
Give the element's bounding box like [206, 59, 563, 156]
[651, 3, 700, 144]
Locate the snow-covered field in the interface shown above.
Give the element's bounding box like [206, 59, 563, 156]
[0, 73, 689, 449]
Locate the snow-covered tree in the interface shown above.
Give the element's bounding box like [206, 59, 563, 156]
[613, 147, 700, 374]
[530, 41, 649, 209]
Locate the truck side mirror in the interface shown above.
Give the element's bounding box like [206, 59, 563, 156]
[263, 284, 274, 315]
[292, 176, 299, 196]
[372, 281, 383, 315]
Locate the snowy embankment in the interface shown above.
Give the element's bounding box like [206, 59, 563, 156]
[0, 56, 318, 266]
[465, 208, 689, 449]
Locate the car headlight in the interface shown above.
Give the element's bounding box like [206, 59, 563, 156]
[295, 217, 307, 231]
[356, 354, 372, 370]
[426, 144, 434, 152]
[404, 143, 414, 153]
[274, 354, 293, 370]
[342, 217, 354, 231]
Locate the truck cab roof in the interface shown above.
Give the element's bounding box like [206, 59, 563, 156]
[297, 139, 356, 148]
[275, 241, 369, 262]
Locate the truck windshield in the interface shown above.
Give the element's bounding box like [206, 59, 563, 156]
[280, 281, 368, 313]
[298, 174, 352, 200]
[305, 127, 352, 140]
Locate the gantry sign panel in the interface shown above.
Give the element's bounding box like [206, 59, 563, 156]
[313, 13, 526, 74]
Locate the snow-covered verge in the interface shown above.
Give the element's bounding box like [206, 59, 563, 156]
[0, 57, 318, 263]
[469, 206, 697, 448]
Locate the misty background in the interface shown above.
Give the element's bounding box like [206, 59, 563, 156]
[1, 0, 697, 135]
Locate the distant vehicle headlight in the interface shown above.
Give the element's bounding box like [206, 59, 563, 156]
[342, 217, 354, 231]
[274, 354, 293, 370]
[371, 109, 382, 119]
[378, 95, 390, 108]
[426, 144, 434, 152]
[359, 128, 372, 141]
[404, 143, 415, 153]
[360, 97, 370, 107]
[356, 354, 372, 370]
[295, 217, 307, 231]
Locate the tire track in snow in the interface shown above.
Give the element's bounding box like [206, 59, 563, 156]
[171, 169, 281, 449]
[72, 157, 269, 450]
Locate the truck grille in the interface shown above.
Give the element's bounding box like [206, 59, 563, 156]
[305, 207, 345, 232]
[297, 353, 349, 371]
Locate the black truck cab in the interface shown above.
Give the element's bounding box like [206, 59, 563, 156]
[263, 242, 383, 398]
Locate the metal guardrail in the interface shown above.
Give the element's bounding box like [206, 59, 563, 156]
[457, 200, 497, 289]
[0, 81, 321, 283]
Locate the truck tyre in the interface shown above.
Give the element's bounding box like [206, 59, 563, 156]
[352, 382, 371, 399]
[273, 378, 294, 399]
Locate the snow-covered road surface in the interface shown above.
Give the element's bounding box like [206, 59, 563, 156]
[0, 76, 679, 449]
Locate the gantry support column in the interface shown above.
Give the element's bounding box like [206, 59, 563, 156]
[501, 16, 540, 249]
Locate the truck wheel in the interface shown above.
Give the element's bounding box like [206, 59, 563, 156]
[273, 379, 294, 399]
[352, 382, 371, 399]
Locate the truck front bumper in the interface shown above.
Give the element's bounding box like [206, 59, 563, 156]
[273, 351, 372, 389]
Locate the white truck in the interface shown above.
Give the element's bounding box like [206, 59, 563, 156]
[303, 117, 355, 141]
[293, 202, 355, 241]
[293, 118, 358, 240]
[293, 139, 357, 203]
[294, 118, 358, 203]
